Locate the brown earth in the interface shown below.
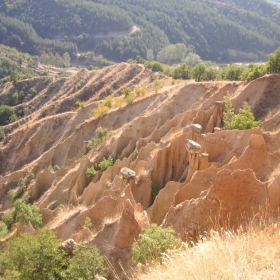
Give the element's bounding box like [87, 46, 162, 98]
[1, 63, 280, 275]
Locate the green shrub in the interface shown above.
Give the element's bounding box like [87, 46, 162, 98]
[93, 105, 110, 119]
[88, 127, 109, 150]
[114, 96, 124, 107]
[132, 224, 180, 265]
[121, 87, 132, 97]
[13, 200, 42, 228]
[0, 127, 5, 141]
[133, 148, 140, 160]
[48, 165, 60, 172]
[28, 172, 35, 180]
[28, 87, 37, 96]
[267, 47, 280, 73]
[44, 77, 52, 85]
[2, 211, 15, 230]
[12, 91, 19, 105]
[75, 100, 85, 108]
[0, 229, 66, 279]
[0, 221, 9, 238]
[135, 84, 147, 96]
[108, 87, 114, 94]
[98, 156, 114, 173]
[8, 178, 27, 202]
[125, 92, 135, 104]
[86, 166, 97, 181]
[83, 217, 93, 230]
[67, 244, 106, 279]
[0, 105, 14, 126]
[9, 114, 18, 123]
[223, 93, 235, 130]
[154, 79, 162, 92]
[96, 127, 109, 140]
[231, 102, 262, 130]
[103, 97, 113, 108]
[223, 94, 262, 130]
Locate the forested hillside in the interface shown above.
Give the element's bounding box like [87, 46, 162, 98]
[0, 0, 280, 62]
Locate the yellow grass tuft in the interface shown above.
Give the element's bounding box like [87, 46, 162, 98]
[137, 220, 280, 280]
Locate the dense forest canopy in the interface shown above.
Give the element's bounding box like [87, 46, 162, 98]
[0, 0, 280, 62]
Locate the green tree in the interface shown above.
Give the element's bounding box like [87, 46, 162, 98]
[267, 47, 280, 73]
[67, 244, 106, 279]
[98, 156, 114, 172]
[231, 102, 262, 130]
[146, 49, 154, 61]
[192, 63, 207, 82]
[63, 52, 71, 67]
[0, 105, 14, 125]
[223, 93, 235, 130]
[0, 221, 9, 238]
[183, 52, 202, 66]
[132, 224, 180, 265]
[0, 229, 66, 280]
[2, 211, 14, 230]
[86, 166, 97, 181]
[241, 64, 267, 81]
[13, 200, 42, 228]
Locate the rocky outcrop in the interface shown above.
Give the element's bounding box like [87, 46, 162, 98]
[1, 64, 280, 273]
[163, 169, 268, 240]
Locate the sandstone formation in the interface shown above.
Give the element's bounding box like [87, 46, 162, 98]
[1, 63, 280, 271]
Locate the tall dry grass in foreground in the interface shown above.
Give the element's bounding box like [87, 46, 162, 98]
[137, 220, 280, 280]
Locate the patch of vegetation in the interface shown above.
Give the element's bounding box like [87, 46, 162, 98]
[231, 103, 262, 130]
[0, 229, 67, 279]
[135, 84, 147, 97]
[83, 217, 94, 230]
[75, 100, 85, 108]
[43, 77, 52, 85]
[223, 93, 235, 130]
[152, 182, 163, 197]
[0, 127, 5, 141]
[88, 127, 110, 150]
[0, 105, 15, 126]
[98, 156, 114, 173]
[223, 94, 262, 130]
[48, 165, 60, 172]
[8, 178, 27, 202]
[13, 200, 42, 228]
[28, 87, 37, 97]
[108, 87, 114, 94]
[154, 79, 162, 92]
[103, 97, 113, 108]
[2, 211, 14, 230]
[133, 148, 140, 160]
[121, 87, 132, 97]
[114, 96, 124, 107]
[93, 105, 110, 119]
[124, 92, 135, 104]
[267, 47, 280, 73]
[0, 221, 9, 238]
[67, 244, 106, 279]
[86, 166, 97, 181]
[132, 224, 180, 265]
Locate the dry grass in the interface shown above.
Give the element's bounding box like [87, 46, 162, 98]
[136, 220, 280, 280]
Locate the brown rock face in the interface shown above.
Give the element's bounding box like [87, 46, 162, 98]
[115, 199, 142, 249]
[163, 169, 268, 240]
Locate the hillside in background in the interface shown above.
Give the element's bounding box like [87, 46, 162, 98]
[0, 0, 280, 62]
